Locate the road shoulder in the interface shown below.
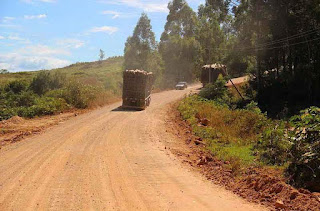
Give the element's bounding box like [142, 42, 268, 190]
[163, 101, 320, 211]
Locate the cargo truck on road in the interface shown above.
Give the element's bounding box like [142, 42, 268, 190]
[122, 69, 153, 110]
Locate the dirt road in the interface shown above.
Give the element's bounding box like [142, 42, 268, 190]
[0, 86, 266, 211]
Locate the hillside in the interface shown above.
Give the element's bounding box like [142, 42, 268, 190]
[0, 56, 124, 94]
[0, 57, 124, 121]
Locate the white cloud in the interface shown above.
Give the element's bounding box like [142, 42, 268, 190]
[90, 26, 118, 34]
[0, 54, 70, 72]
[19, 44, 71, 56]
[2, 17, 15, 23]
[57, 39, 85, 49]
[0, 24, 21, 29]
[98, 0, 168, 13]
[0, 17, 19, 28]
[21, 0, 57, 4]
[24, 14, 47, 20]
[0, 35, 30, 44]
[0, 45, 71, 72]
[101, 10, 121, 19]
[8, 35, 25, 41]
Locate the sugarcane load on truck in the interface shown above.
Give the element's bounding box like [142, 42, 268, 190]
[122, 69, 154, 110]
[201, 64, 227, 87]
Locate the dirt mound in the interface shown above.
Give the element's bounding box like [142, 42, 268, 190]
[233, 169, 320, 210]
[167, 103, 320, 211]
[0, 112, 79, 148]
[1, 116, 25, 125]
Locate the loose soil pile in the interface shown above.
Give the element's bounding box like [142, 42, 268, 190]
[166, 102, 320, 211]
[0, 111, 81, 148]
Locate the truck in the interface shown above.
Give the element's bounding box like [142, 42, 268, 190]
[122, 69, 153, 110]
[201, 64, 227, 87]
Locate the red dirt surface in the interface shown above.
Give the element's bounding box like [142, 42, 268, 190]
[165, 102, 320, 211]
[0, 111, 83, 148]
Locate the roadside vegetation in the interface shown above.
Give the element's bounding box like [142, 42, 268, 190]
[178, 76, 320, 192]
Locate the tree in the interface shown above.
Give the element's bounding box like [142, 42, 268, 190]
[124, 13, 163, 82]
[0, 69, 9, 74]
[196, 0, 229, 66]
[231, 0, 320, 116]
[99, 49, 105, 61]
[159, 0, 200, 85]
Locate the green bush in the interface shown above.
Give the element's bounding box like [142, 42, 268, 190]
[245, 101, 262, 114]
[0, 107, 18, 121]
[16, 97, 68, 118]
[62, 81, 104, 109]
[5, 80, 28, 94]
[30, 71, 51, 95]
[50, 71, 66, 90]
[255, 106, 320, 191]
[255, 122, 291, 165]
[30, 71, 66, 95]
[199, 75, 228, 102]
[14, 91, 37, 107]
[287, 107, 320, 191]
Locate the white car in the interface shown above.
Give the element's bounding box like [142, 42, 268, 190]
[175, 82, 188, 90]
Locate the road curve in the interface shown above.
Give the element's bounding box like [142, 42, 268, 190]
[0, 86, 266, 211]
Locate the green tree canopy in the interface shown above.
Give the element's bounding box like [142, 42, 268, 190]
[159, 0, 200, 84]
[231, 0, 320, 116]
[196, 0, 229, 66]
[124, 13, 161, 73]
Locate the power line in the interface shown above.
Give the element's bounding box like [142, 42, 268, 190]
[254, 27, 320, 49]
[225, 27, 320, 51]
[255, 36, 320, 51]
[217, 36, 320, 52]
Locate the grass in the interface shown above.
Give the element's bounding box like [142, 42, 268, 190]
[178, 95, 267, 172]
[209, 143, 255, 165]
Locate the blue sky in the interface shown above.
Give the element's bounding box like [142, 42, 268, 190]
[0, 0, 204, 72]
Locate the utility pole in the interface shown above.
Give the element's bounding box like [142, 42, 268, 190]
[256, 2, 262, 97]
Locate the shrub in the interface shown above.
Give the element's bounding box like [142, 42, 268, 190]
[0, 107, 18, 121]
[30, 71, 51, 95]
[30, 71, 66, 95]
[50, 71, 66, 90]
[287, 107, 320, 191]
[63, 81, 107, 109]
[255, 106, 320, 191]
[14, 91, 37, 107]
[16, 97, 68, 118]
[245, 101, 262, 114]
[4, 80, 28, 94]
[199, 75, 228, 102]
[255, 122, 291, 165]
